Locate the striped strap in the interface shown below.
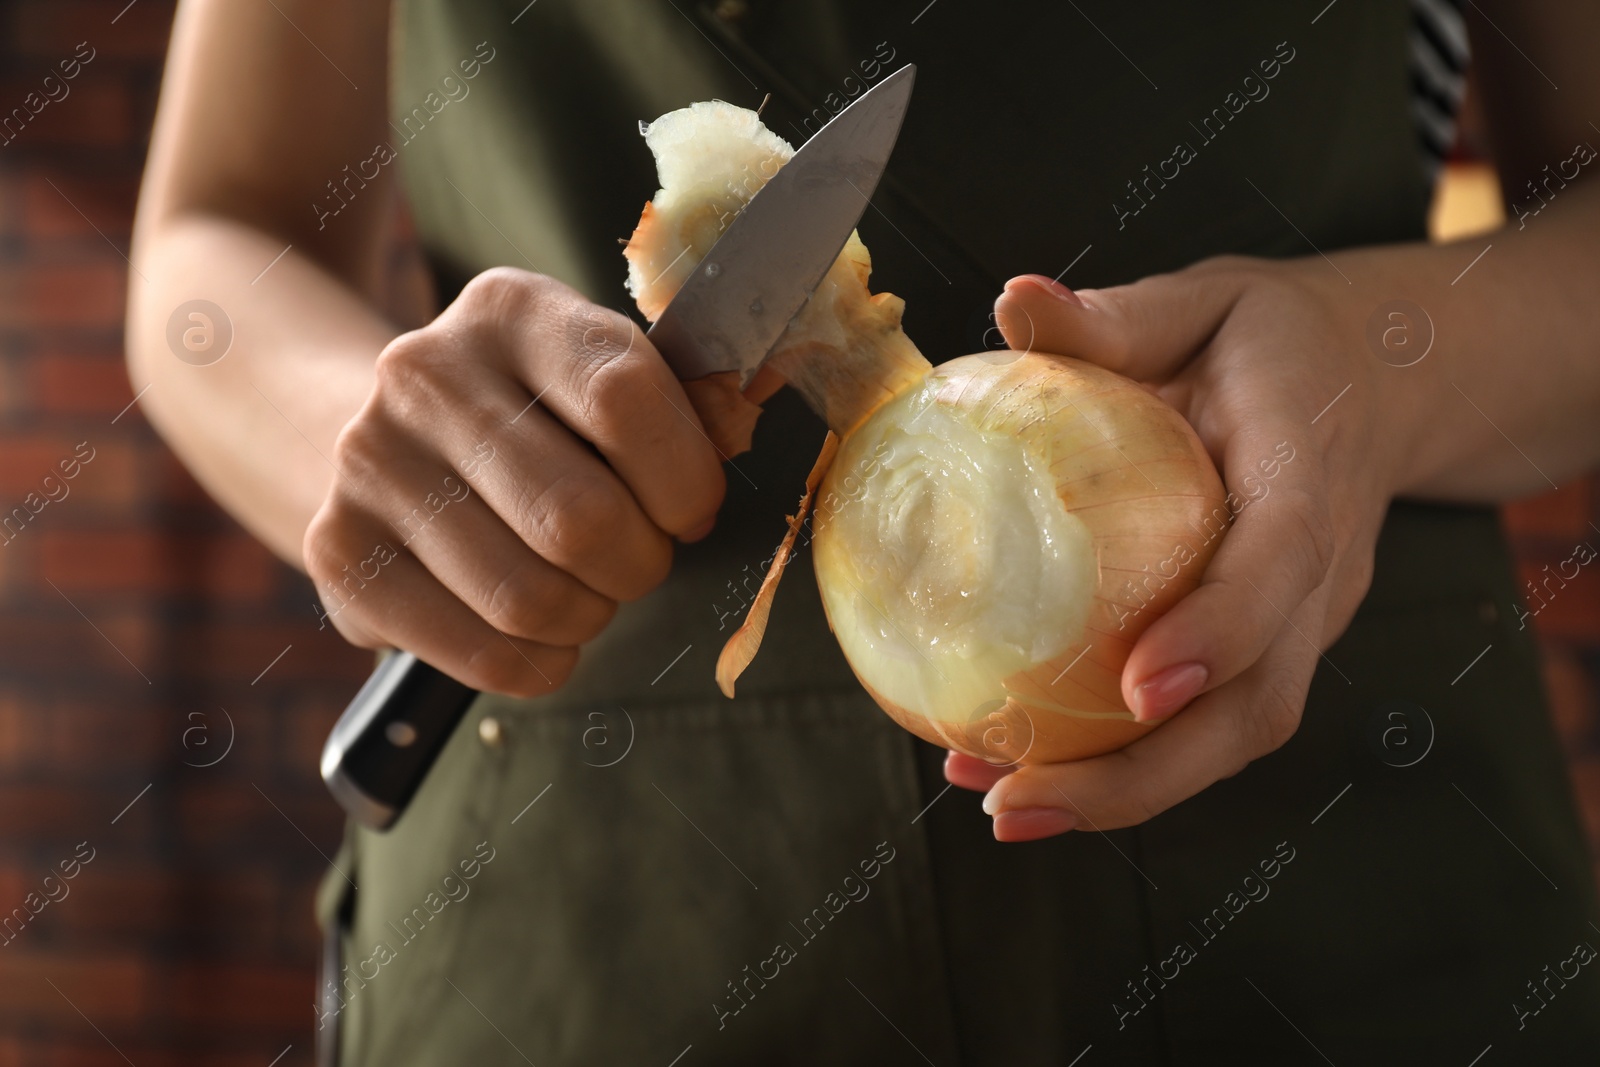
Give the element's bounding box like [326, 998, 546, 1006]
[1409, 0, 1470, 181]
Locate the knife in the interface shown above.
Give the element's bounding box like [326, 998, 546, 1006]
[322, 64, 918, 831]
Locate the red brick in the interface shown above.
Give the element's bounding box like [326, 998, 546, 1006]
[0, 784, 118, 839]
[169, 871, 295, 956]
[0, 950, 148, 1026]
[0, 346, 29, 418]
[0, 260, 127, 331]
[176, 700, 282, 776]
[170, 960, 316, 1031]
[1503, 479, 1594, 544]
[0, 435, 97, 495]
[12, 863, 174, 943]
[0, 692, 170, 773]
[1540, 643, 1597, 751]
[5, 1, 178, 63]
[0, 77, 135, 151]
[32, 351, 137, 416]
[177, 619, 371, 687]
[39, 528, 277, 600]
[22, 170, 135, 242]
[280, 702, 344, 780]
[145, 449, 215, 506]
[41, 862, 315, 961]
[0, 529, 16, 598]
[0, 695, 22, 768]
[0, 170, 20, 239]
[0, 611, 159, 682]
[1520, 559, 1600, 644]
[0, 435, 138, 509]
[1569, 757, 1600, 852]
[175, 780, 343, 856]
[36, 1041, 309, 1067]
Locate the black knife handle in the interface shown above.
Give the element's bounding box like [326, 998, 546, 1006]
[320, 651, 480, 830]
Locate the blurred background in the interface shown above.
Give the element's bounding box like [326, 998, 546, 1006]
[0, 1, 1595, 1063]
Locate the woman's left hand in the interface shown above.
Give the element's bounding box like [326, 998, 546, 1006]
[953, 256, 1410, 841]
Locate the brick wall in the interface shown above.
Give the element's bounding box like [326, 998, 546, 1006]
[0, 2, 370, 1063]
[0, 2, 1597, 1065]
[1505, 485, 1600, 885]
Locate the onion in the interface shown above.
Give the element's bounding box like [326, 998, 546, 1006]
[625, 103, 1227, 765]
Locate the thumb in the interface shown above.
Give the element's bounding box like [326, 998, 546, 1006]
[993, 265, 1247, 382]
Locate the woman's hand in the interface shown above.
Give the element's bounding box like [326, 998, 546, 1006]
[304, 267, 726, 696]
[953, 256, 1409, 841]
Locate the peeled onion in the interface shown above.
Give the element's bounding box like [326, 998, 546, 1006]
[625, 102, 1227, 765]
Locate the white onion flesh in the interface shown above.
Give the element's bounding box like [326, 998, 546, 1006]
[625, 101, 794, 322]
[815, 375, 1096, 726]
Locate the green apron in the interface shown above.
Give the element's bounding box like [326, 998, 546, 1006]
[316, 2, 1600, 1062]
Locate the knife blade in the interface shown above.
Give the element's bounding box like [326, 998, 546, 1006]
[321, 65, 918, 831]
[647, 62, 916, 385]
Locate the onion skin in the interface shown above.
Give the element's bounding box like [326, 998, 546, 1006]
[813, 350, 1228, 766]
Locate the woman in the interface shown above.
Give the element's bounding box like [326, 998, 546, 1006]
[128, 0, 1600, 1062]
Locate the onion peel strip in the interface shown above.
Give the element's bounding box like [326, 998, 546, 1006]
[680, 371, 766, 459]
[714, 431, 841, 697]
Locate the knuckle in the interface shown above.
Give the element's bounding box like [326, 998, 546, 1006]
[462, 640, 573, 698]
[684, 474, 727, 531]
[302, 499, 363, 585]
[518, 475, 667, 597]
[1124, 787, 1168, 826]
[651, 466, 726, 540]
[1191, 253, 1265, 282]
[568, 323, 649, 440]
[480, 566, 548, 641]
[1238, 672, 1304, 757]
[451, 269, 565, 358]
[372, 330, 432, 392]
[481, 567, 614, 645]
[1342, 550, 1375, 601]
[566, 595, 618, 643]
[552, 606, 613, 645]
[459, 266, 548, 315]
[1286, 490, 1337, 581]
[1109, 749, 1175, 826]
[536, 475, 627, 560]
[626, 540, 674, 599]
[330, 414, 391, 486]
[371, 330, 468, 422]
[460, 643, 527, 696]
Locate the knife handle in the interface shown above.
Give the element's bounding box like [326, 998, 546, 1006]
[320, 651, 480, 830]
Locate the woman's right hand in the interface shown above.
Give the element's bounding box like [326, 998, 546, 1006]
[304, 267, 727, 696]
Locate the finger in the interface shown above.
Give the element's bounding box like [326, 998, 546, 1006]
[459, 270, 727, 539]
[339, 368, 673, 604]
[454, 402, 674, 603]
[944, 750, 1014, 793]
[984, 623, 1318, 837]
[305, 505, 577, 697]
[993, 265, 1248, 381]
[386, 463, 618, 647]
[1121, 427, 1332, 722]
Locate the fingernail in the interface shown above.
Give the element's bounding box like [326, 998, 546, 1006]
[680, 517, 716, 543]
[981, 782, 1006, 816]
[1132, 662, 1208, 722]
[993, 807, 1078, 842]
[1004, 274, 1085, 308]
